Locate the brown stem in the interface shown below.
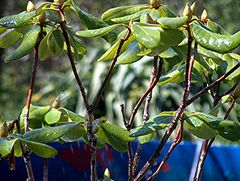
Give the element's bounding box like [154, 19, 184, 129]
[43, 159, 48, 181]
[92, 27, 131, 112]
[128, 57, 163, 130]
[60, 21, 97, 180]
[224, 97, 235, 119]
[193, 138, 214, 181]
[147, 120, 184, 181]
[187, 62, 240, 106]
[132, 57, 159, 176]
[133, 27, 195, 181]
[60, 22, 89, 110]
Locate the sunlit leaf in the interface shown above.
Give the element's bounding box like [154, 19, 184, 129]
[44, 108, 62, 124]
[0, 30, 22, 48]
[0, 138, 18, 157]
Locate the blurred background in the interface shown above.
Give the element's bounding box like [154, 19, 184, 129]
[0, 0, 239, 144]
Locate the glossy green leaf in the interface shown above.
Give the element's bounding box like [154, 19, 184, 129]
[5, 25, 40, 62]
[101, 4, 149, 23]
[97, 33, 135, 62]
[0, 27, 7, 34]
[130, 112, 174, 137]
[191, 23, 240, 53]
[23, 122, 80, 143]
[159, 29, 184, 47]
[0, 138, 18, 157]
[131, 23, 162, 49]
[59, 108, 85, 122]
[47, 29, 64, 56]
[111, 9, 149, 23]
[157, 64, 185, 86]
[25, 140, 57, 158]
[97, 123, 133, 152]
[101, 123, 134, 142]
[157, 16, 188, 29]
[76, 24, 120, 38]
[44, 108, 62, 124]
[36, 2, 51, 15]
[185, 112, 240, 141]
[45, 9, 63, 23]
[207, 19, 230, 35]
[159, 47, 178, 58]
[117, 41, 142, 64]
[39, 32, 51, 60]
[60, 124, 86, 142]
[209, 95, 230, 116]
[20, 105, 51, 132]
[157, 5, 176, 17]
[0, 11, 36, 28]
[138, 133, 154, 144]
[0, 30, 22, 48]
[185, 114, 217, 139]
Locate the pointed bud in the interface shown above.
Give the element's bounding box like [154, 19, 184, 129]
[201, 9, 208, 23]
[183, 3, 192, 21]
[150, 0, 161, 9]
[190, 2, 196, 15]
[104, 168, 111, 178]
[52, 96, 61, 109]
[26, 1, 36, 12]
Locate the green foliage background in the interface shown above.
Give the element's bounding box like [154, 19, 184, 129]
[0, 0, 239, 143]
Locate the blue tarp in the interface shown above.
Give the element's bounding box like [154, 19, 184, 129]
[0, 141, 239, 181]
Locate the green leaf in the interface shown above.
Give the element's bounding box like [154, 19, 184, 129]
[101, 123, 134, 142]
[185, 114, 217, 139]
[5, 25, 40, 62]
[185, 112, 240, 141]
[131, 23, 162, 49]
[44, 108, 62, 124]
[157, 64, 185, 86]
[101, 4, 149, 23]
[25, 140, 57, 158]
[111, 9, 149, 23]
[130, 112, 174, 137]
[39, 31, 51, 60]
[23, 122, 80, 143]
[0, 138, 18, 157]
[159, 29, 184, 47]
[47, 29, 64, 56]
[191, 23, 240, 53]
[59, 108, 85, 122]
[60, 124, 86, 142]
[0, 27, 7, 34]
[117, 41, 143, 64]
[159, 47, 178, 58]
[157, 16, 188, 29]
[76, 24, 120, 38]
[0, 11, 36, 28]
[138, 133, 154, 144]
[45, 9, 63, 23]
[0, 30, 22, 48]
[97, 32, 135, 62]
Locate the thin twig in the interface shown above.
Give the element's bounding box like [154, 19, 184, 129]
[187, 62, 240, 106]
[224, 97, 235, 119]
[43, 159, 48, 181]
[60, 22, 89, 110]
[133, 27, 196, 181]
[132, 57, 159, 176]
[92, 27, 131, 112]
[60, 21, 98, 180]
[128, 57, 163, 130]
[147, 120, 184, 181]
[193, 138, 214, 181]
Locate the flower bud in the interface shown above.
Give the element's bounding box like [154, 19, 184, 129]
[201, 9, 208, 23]
[26, 1, 36, 12]
[183, 2, 192, 21]
[104, 168, 111, 178]
[190, 2, 196, 15]
[52, 96, 61, 109]
[150, 0, 161, 9]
